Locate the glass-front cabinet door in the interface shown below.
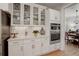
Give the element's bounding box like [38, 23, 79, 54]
[24, 5, 30, 25]
[13, 3, 21, 24]
[33, 7, 39, 25]
[40, 9, 45, 25]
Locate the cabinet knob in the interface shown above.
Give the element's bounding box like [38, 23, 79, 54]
[41, 43, 43, 47]
[32, 45, 35, 48]
[13, 42, 18, 44]
[21, 46, 24, 51]
[76, 10, 78, 12]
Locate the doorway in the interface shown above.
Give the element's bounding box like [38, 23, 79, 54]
[64, 3, 79, 55]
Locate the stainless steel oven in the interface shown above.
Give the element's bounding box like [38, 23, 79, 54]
[50, 23, 60, 44]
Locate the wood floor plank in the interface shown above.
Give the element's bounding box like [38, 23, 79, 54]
[45, 44, 79, 56]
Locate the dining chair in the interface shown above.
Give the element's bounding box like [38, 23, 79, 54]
[65, 32, 74, 44]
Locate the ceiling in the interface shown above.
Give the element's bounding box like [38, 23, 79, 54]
[37, 3, 69, 10]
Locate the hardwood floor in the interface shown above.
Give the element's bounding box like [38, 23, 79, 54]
[46, 44, 79, 56]
[44, 50, 64, 56]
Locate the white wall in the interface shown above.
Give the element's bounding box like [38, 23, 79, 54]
[65, 17, 76, 32]
[0, 3, 8, 11]
[65, 4, 79, 32]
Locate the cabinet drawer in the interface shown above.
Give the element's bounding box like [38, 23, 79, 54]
[9, 45, 24, 56]
[9, 40, 24, 46]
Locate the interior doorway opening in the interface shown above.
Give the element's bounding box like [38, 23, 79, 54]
[65, 3, 79, 49]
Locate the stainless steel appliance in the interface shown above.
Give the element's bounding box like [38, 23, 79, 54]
[0, 10, 10, 56]
[50, 23, 60, 44]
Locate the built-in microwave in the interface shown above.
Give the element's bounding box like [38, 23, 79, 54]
[51, 23, 60, 30]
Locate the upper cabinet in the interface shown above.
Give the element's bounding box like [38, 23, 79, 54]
[10, 3, 47, 26]
[49, 9, 60, 23]
[23, 5, 30, 25]
[13, 3, 21, 25]
[33, 7, 39, 25]
[40, 9, 45, 25]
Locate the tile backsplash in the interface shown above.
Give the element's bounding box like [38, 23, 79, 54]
[10, 26, 46, 38]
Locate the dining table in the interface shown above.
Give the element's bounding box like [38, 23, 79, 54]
[68, 32, 79, 47]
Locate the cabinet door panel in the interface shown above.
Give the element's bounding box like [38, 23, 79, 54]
[41, 38, 49, 54]
[40, 9, 45, 25]
[32, 39, 41, 55]
[23, 4, 30, 25]
[33, 7, 39, 25]
[8, 40, 24, 56]
[24, 40, 32, 56]
[9, 44, 24, 56]
[12, 3, 21, 25]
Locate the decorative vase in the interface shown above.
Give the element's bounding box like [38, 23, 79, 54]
[40, 27, 45, 35]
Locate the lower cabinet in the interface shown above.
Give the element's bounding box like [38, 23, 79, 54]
[32, 39, 41, 56]
[9, 43, 24, 56]
[23, 39, 32, 56]
[8, 39, 32, 56]
[8, 38, 49, 56]
[41, 38, 49, 55]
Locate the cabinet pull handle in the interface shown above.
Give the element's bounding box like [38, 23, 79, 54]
[13, 42, 18, 44]
[32, 45, 35, 49]
[41, 43, 43, 47]
[21, 46, 23, 51]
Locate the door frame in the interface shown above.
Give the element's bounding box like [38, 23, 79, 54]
[60, 3, 75, 50]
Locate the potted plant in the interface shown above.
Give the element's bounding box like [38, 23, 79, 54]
[33, 30, 39, 37]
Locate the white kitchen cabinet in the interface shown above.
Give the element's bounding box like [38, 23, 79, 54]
[33, 7, 39, 25]
[9, 3, 47, 26]
[40, 8, 46, 25]
[8, 40, 24, 56]
[8, 38, 49, 56]
[23, 39, 32, 56]
[11, 3, 21, 26]
[8, 39, 33, 56]
[32, 37, 49, 55]
[49, 9, 60, 23]
[9, 45, 24, 56]
[41, 37, 49, 54]
[32, 38, 41, 55]
[7, 3, 62, 56]
[8, 3, 49, 56]
[49, 9, 60, 21]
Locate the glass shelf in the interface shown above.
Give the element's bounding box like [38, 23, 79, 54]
[24, 5, 30, 25]
[13, 3, 20, 10]
[13, 3, 21, 24]
[33, 7, 39, 25]
[41, 9, 45, 25]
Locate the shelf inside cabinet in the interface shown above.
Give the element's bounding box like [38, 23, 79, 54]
[13, 3, 21, 10]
